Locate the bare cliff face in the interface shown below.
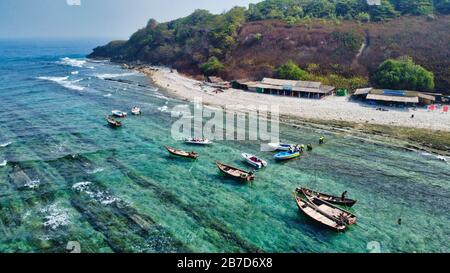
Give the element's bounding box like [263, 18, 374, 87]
[89, 16, 450, 93]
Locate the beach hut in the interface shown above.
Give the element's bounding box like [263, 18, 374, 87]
[237, 78, 335, 99]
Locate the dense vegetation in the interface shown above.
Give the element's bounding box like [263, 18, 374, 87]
[372, 57, 435, 91]
[89, 0, 450, 92]
[246, 0, 450, 22]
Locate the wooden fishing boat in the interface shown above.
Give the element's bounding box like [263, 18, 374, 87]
[297, 187, 357, 207]
[241, 153, 268, 169]
[111, 110, 127, 118]
[267, 143, 293, 151]
[106, 116, 122, 128]
[274, 150, 301, 160]
[294, 191, 347, 232]
[131, 106, 141, 115]
[185, 138, 213, 145]
[304, 193, 357, 226]
[216, 161, 255, 182]
[165, 146, 198, 159]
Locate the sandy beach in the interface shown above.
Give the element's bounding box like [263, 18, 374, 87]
[139, 67, 450, 132]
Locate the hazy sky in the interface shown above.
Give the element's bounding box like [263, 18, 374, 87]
[0, 0, 261, 39]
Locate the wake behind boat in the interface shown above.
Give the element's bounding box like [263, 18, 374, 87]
[185, 138, 213, 145]
[165, 146, 198, 159]
[216, 161, 255, 182]
[297, 187, 357, 207]
[241, 153, 267, 169]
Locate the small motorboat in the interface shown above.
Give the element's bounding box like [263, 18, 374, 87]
[165, 146, 198, 159]
[216, 161, 255, 182]
[106, 116, 122, 128]
[111, 110, 127, 118]
[131, 106, 141, 115]
[185, 138, 213, 145]
[267, 143, 294, 151]
[274, 150, 301, 160]
[297, 187, 357, 207]
[241, 153, 267, 169]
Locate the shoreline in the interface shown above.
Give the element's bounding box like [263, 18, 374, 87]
[135, 66, 450, 157]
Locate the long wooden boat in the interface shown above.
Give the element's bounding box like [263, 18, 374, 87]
[297, 187, 357, 207]
[294, 191, 347, 232]
[295, 190, 357, 232]
[304, 193, 357, 226]
[106, 116, 122, 128]
[165, 146, 198, 159]
[216, 161, 255, 182]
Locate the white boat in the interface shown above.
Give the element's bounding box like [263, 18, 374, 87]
[267, 143, 294, 151]
[131, 107, 141, 115]
[184, 138, 213, 145]
[241, 153, 267, 169]
[111, 110, 127, 117]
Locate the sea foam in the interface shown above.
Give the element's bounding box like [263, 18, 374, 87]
[0, 141, 12, 148]
[37, 76, 84, 91]
[57, 57, 86, 68]
[94, 72, 137, 79]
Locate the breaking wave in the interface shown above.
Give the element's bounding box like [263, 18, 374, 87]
[57, 57, 86, 68]
[0, 160, 7, 167]
[37, 76, 84, 91]
[0, 141, 12, 148]
[94, 72, 138, 79]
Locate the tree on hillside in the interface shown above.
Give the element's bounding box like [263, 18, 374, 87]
[368, 0, 399, 21]
[200, 57, 224, 76]
[434, 0, 450, 14]
[391, 0, 434, 15]
[372, 56, 435, 91]
[275, 60, 310, 80]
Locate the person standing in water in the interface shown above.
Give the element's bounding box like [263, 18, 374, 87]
[319, 136, 325, 145]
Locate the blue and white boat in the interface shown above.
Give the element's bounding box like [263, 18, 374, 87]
[274, 150, 301, 160]
[111, 110, 127, 117]
[267, 143, 294, 151]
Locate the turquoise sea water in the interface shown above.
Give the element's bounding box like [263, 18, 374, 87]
[0, 39, 449, 253]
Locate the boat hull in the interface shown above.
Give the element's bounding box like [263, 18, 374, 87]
[268, 143, 293, 151]
[298, 187, 357, 207]
[185, 138, 213, 145]
[242, 153, 267, 169]
[216, 162, 254, 182]
[274, 151, 301, 160]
